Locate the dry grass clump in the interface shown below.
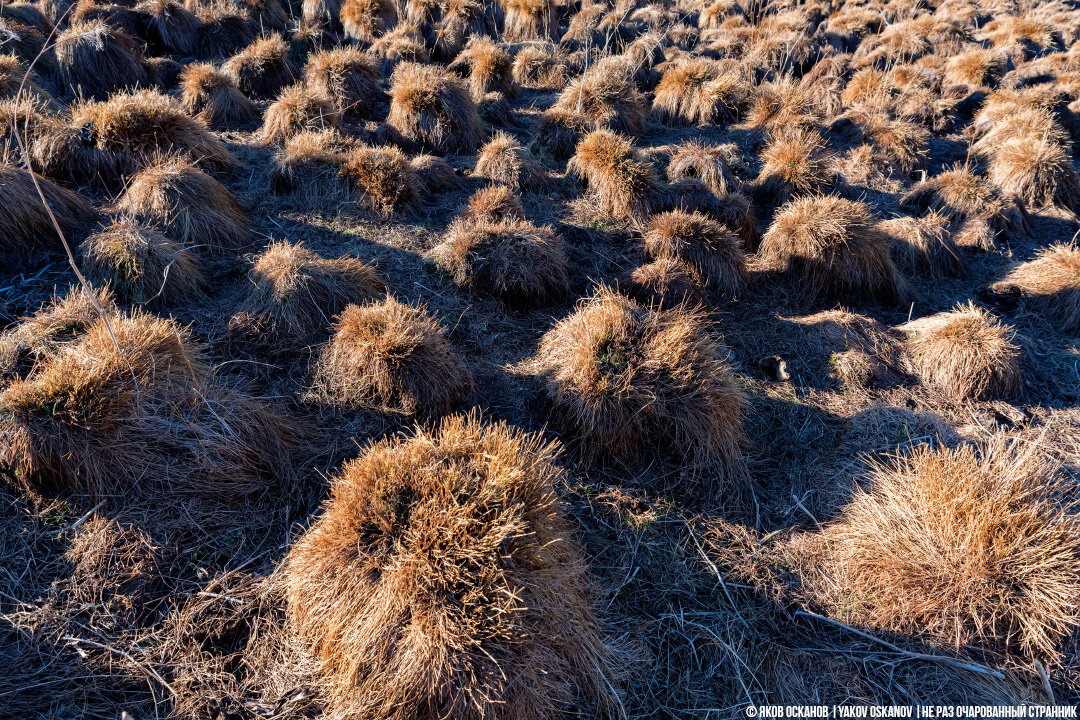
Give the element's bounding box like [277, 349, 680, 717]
[430, 0, 494, 62]
[387, 61, 484, 154]
[69, 89, 235, 177]
[368, 22, 429, 72]
[626, 258, 704, 308]
[0, 163, 97, 259]
[568, 129, 659, 222]
[432, 217, 568, 307]
[448, 36, 515, 99]
[138, 0, 199, 55]
[462, 184, 525, 223]
[339, 143, 419, 214]
[512, 43, 566, 88]
[986, 133, 1080, 213]
[223, 34, 297, 100]
[312, 297, 473, 416]
[787, 309, 904, 389]
[193, 3, 255, 59]
[54, 21, 148, 101]
[755, 126, 837, 206]
[742, 75, 818, 136]
[944, 48, 1008, 89]
[0, 286, 115, 375]
[340, 0, 396, 43]
[979, 16, 1059, 59]
[411, 153, 463, 194]
[530, 288, 746, 492]
[666, 140, 738, 195]
[0, 17, 49, 70]
[115, 156, 250, 254]
[178, 62, 258, 127]
[878, 211, 966, 279]
[552, 59, 647, 134]
[900, 165, 1030, 250]
[759, 195, 902, 303]
[230, 240, 384, 346]
[0, 310, 295, 498]
[503, 0, 557, 41]
[78, 218, 206, 305]
[269, 128, 353, 206]
[0, 53, 51, 105]
[283, 413, 618, 720]
[473, 131, 546, 191]
[530, 107, 591, 161]
[793, 438, 1080, 666]
[259, 83, 341, 145]
[644, 210, 746, 297]
[303, 47, 385, 121]
[990, 243, 1080, 332]
[652, 57, 745, 126]
[899, 303, 1021, 402]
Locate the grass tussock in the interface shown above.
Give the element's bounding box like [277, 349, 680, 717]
[755, 126, 837, 207]
[230, 240, 384, 346]
[666, 140, 739, 196]
[259, 83, 341, 145]
[303, 47, 385, 121]
[652, 57, 745, 126]
[0, 53, 52, 105]
[0, 163, 97, 259]
[283, 412, 619, 720]
[340, 0, 397, 43]
[79, 218, 206, 305]
[0, 310, 295, 499]
[553, 59, 647, 134]
[193, 3, 255, 59]
[178, 62, 258, 128]
[644, 210, 746, 297]
[473, 131, 546, 191]
[899, 302, 1022, 402]
[312, 297, 473, 417]
[462, 184, 525, 224]
[269, 128, 353, 206]
[139, 0, 199, 55]
[986, 133, 1080, 213]
[529, 288, 746, 494]
[54, 21, 148, 101]
[503, 0, 557, 41]
[338, 143, 419, 215]
[432, 216, 568, 307]
[758, 195, 903, 303]
[0, 285, 115, 376]
[115, 155, 250, 254]
[792, 438, 1080, 666]
[626, 258, 704, 308]
[990, 243, 1080, 332]
[530, 107, 592, 161]
[568, 129, 659, 223]
[387, 61, 484, 154]
[512, 43, 566, 89]
[223, 34, 297, 100]
[448, 36, 515, 99]
[879, 211, 966, 279]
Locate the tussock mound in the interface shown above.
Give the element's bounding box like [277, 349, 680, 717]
[0, 163, 97, 258]
[759, 196, 902, 303]
[0, 53, 51, 105]
[503, 0, 557, 41]
[339, 143, 418, 214]
[283, 413, 618, 719]
[530, 107, 591, 161]
[986, 133, 1080, 213]
[368, 23, 429, 73]
[0, 17, 49, 71]
[652, 57, 745, 126]
[193, 4, 255, 59]
[462, 184, 524, 223]
[387, 61, 484, 154]
[551, 59, 647, 135]
[512, 43, 566, 89]
[879, 211, 966, 279]
[432, 217, 568, 307]
[899, 303, 1021, 402]
[568, 129, 659, 223]
[944, 48, 1007, 89]
[411, 153, 463, 193]
[69, 89, 235, 181]
[223, 34, 297, 100]
[115, 156, 250, 254]
[178, 62, 259, 127]
[340, 0, 397, 43]
[666, 140, 738, 196]
[742, 75, 818, 136]
[303, 47, 385, 121]
[79, 218, 205, 305]
[54, 21, 148, 101]
[530, 288, 746, 492]
[627, 258, 704, 308]
[900, 166, 1030, 250]
[0, 311, 295, 498]
[137, 0, 199, 55]
[259, 83, 341, 145]
[791, 438, 1080, 666]
[269, 129, 352, 206]
[311, 297, 473, 416]
[0, 286, 115, 376]
[430, 0, 494, 62]
[448, 35, 514, 99]
[755, 126, 836, 206]
[230, 240, 384, 347]
[990, 243, 1080, 332]
[474, 131, 546, 191]
[644, 210, 746, 297]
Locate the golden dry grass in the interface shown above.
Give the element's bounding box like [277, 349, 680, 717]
[259, 83, 341, 145]
[339, 0, 397, 43]
[312, 297, 473, 417]
[626, 258, 704, 308]
[652, 57, 745, 126]
[338, 143, 419, 215]
[387, 61, 484, 154]
[269, 128, 354, 207]
[223, 34, 297, 100]
[990, 243, 1080, 332]
[283, 412, 618, 720]
[878, 211, 966, 279]
[568, 129, 659, 222]
[447, 36, 515, 99]
[553, 58, 647, 134]
[54, 20, 148, 101]
[503, 0, 557, 41]
[0, 162, 97, 258]
[473, 131, 546, 191]
[178, 62, 258, 127]
[643, 210, 746, 297]
[0, 285, 115, 375]
[303, 47, 385, 121]
[666, 140, 739, 196]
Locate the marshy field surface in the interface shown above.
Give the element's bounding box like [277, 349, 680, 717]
[1, 0, 1080, 715]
